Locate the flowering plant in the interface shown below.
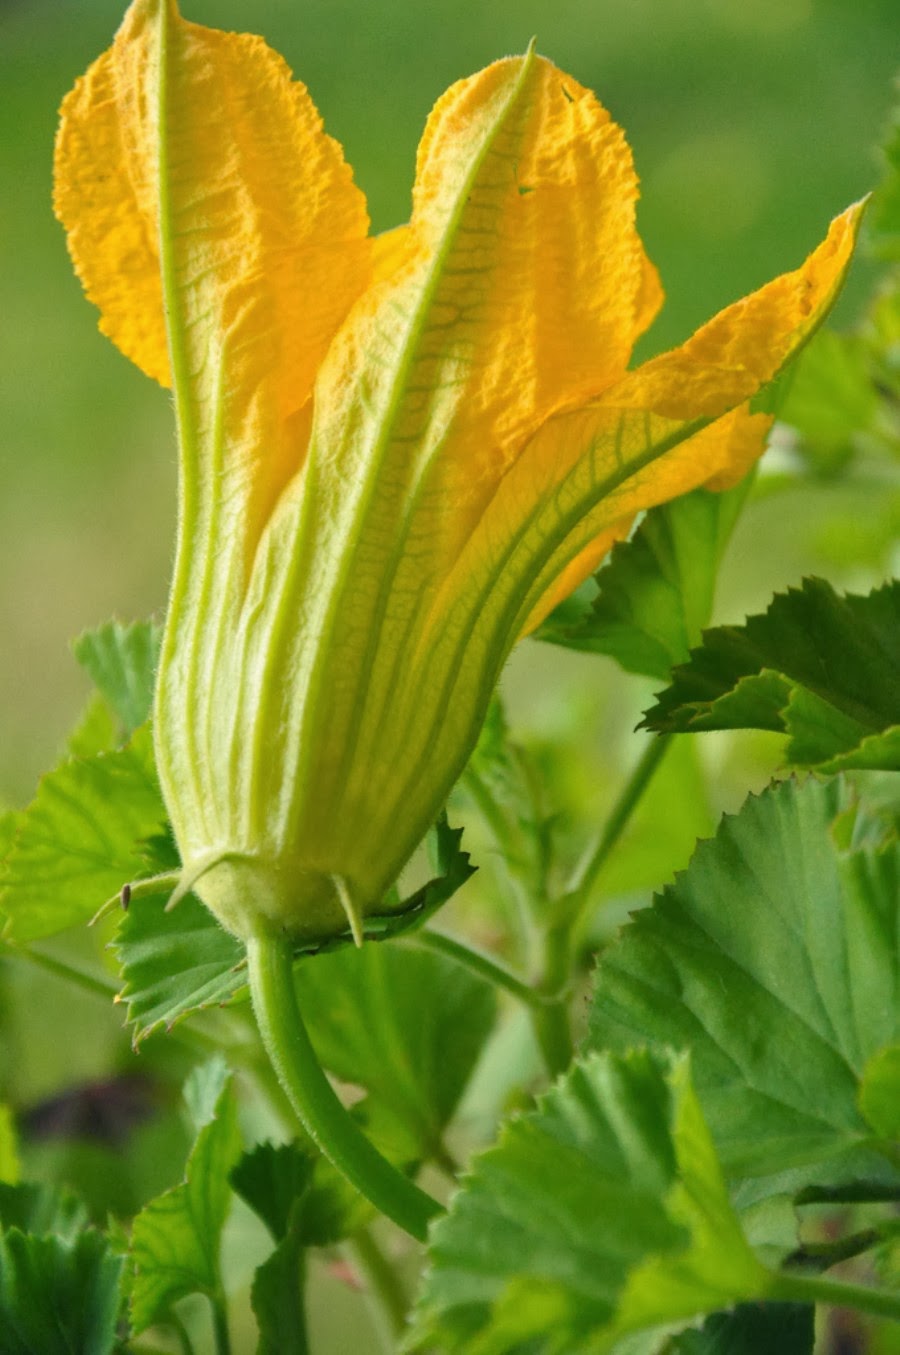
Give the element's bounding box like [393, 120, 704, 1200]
[0, 2, 897, 1351]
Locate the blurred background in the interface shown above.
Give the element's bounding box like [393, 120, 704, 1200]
[1, 0, 897, 806]
[1, 1, 898, 1350]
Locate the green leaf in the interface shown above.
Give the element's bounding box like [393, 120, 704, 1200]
[113, 890, 246, 1046]
[0, 1227, 123, 1355]
[295, 938, 496, 1164]
[72, 619, 162, 736]
[535, 481, 750, 679]
[407, 1049, 770, 1354]
[0, 1110, 18, 1187]
[0, 1182, 87, 1242]
[858, 1044, 900, 1140]
[643, 578, 900, 771]
[588, 776, 900, 1189]
[129, 1059, 241, 1334]
[670, 1301, 814, 1354]
[230, 1142, 315, 1245]
[66, 694, 119, 759]
[870, 99, 900, 260]
[0, 725, 167, 942]
[779, 328, 878, 472]
[250, 1224, 308, 1355]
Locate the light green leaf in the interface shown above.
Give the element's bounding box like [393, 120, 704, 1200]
[670, 1301, 814, 1354]
[296, 938, 496, 1164]
[589, 776, 900, 1189]
[535, 480, 750, 679]
[779, 328, 877, 472]
[72, 619, 162, 736]
[0, 1228, 123, 1355]
[643, 578, 900, 771]
[129, 1060, 241, 1334]
[113, 890, 246, 1046]
[0, 725, 167, 942]
[859, 1044, 900, 1140]
[407, 1049, 770, 1354]
[65, 694, 119, 759]
[0, 1110, 18, 1187]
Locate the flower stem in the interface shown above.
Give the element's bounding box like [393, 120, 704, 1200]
[246, 930, 442, 1242]
[769, 1269, 900, 1323]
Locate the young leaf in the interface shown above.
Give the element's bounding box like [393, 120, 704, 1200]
[0, 725, 166, 942]
[295, 939, 496, 1164]
[72, 619, 162, 736]
[65, 695, 119, 760]
[129, 1060, 241, 1334]
[0, 1227, 123, 1355]
[113, 890, 246, 1046]
[535, 480, 751, 680]
[670, 1301, 814, 1354]
[643, 577, 900, 772]
[589, 776, 900, 1190]
[407, 1048, 770, 1353]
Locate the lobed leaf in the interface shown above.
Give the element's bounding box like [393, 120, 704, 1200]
[72, 619, 162, 736]
[129, 1060, 241, 1334]
[642, 577, 900, 771]
[0, 725, 166, 942]
[407, 1048, 770, 1353]
[0, 1227, 123, 1355]
[589, 776, 900, 1191]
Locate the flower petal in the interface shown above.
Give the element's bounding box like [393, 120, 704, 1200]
[54, 0, 370, 529]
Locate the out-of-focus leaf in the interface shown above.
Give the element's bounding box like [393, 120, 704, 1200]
[535, 480, 751, 680]
[407, 1049, 770, 1353]
[870, 100, 900, 260]
[0, 1182, 86, 1241]
[72, 619, 162, 736]
[643, 578, 900, 771]
[0, 725, 166, 941]
[858, 1044, 900, 1139]
[129, 1059, 240, 1334]
[113, 890, 246, 1047]
[0, 1227, 123, 1355]
[779, 329, 878, 472]
[65, 694, 119, 759]
[0, 1110, 18, 1187]
[670, 1302, 814, 1354]
[296, 939, 496, 1165]
[589, 776, 900, 1192]
[251, 1224, 309, 1355]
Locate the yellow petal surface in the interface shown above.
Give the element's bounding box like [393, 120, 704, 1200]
[55, 0, 370, 530]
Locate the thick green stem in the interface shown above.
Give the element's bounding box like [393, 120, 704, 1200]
[246, 931, 442, 1242]
[769, 1269, 900, 1322]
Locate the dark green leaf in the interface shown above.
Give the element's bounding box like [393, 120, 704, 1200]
[0, 725, 167, 942]
[230, 1142, 315, 1244]
[72, 619, 162, 736]
[408, 1049, 770, 1353]
[251, 1222, 308, 1355]
[0, 1182, 87, 1242]
[670, 1302, 814, 1355]
[589, 776, 900, 1191]
[129, 1061, 241, 1334]
[0, 1227, 123, 1355]
[295, 938, 496, 1165]
[643, 578, 900, 771]
[535, 481, 750, 679]
[113, 889, 246, 1047]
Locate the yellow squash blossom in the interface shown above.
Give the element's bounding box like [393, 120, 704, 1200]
[55, 0, 861, 947]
